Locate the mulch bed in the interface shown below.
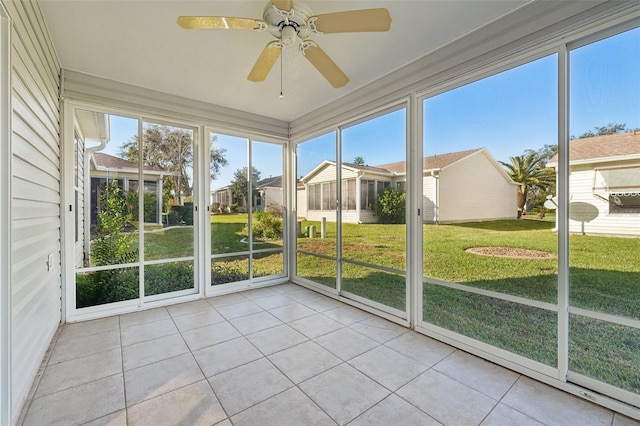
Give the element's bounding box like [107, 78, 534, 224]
[465, 246, 556, 259]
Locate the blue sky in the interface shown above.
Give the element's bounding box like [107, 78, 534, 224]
[102, 27, 639, 186]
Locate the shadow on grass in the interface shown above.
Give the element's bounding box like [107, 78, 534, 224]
[341, 270, 406, 311]
[452, 268, 639, 320]
[448, 219, 555, 232]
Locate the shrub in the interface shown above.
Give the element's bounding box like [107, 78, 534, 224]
[145, 262, 194, 295]
[212, 261, 249, 284]
[92, 180, 137, 266]
[169, 204, 194, 225]
[245, 211, 283, 240]
[376, 188, 406, 224]
[76, 268, 138, 308]
[126, 190, 159, 223]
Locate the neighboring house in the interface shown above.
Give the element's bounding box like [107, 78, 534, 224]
[90, 152, 167, 225]
[210, 184, 246, 212]
[297, 148, 518, 224]
[211, 176, 284, 213]
[255, 176, 283, 212]
[299, 161, 394, 223]
[210, 185, 232, 211]
[547, 131, 640, 236]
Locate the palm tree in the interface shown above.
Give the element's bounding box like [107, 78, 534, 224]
[499, 152, 555, 216]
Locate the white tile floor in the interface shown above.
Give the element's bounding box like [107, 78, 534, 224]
[19, 283, 640, 426]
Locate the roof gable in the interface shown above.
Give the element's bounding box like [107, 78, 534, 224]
[256, 176, 282, 188]
[92, 152, 166, 174]
[301, 160, 393, 182]
[376, 148, 484, 174]
[548, 131, 640, 165]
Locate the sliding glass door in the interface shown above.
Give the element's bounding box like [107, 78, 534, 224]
[340, 108, 407, 315]
[208, 132, 286, 291]
[72, 109, 197, 312]
[295, 132, 338, 289]
[421, 54, 560, 369]
[294, 108, 408, 318]
[567, 27, 640, 405]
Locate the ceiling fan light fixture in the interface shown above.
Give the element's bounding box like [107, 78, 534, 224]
[280, 25, 297, 47]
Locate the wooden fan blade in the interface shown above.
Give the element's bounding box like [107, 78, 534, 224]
[313, 8, 391, 33]
[177, 16, 261, 30]
[272, 0, 294, 12]
[248, 43, 282, 82]
[303, 44, 349, 88]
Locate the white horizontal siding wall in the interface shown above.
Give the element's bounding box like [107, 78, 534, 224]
[307, 163, 336, 184]
[296, 187, 307, 219]
[358, 210, 378, 224]
[422, 175, 437, 222]
[264, 187, 283, 210]
[306, 210, 337, 222]
[439, 152, 517, 223]
[569, 165, 640, 236]
[3, 0, 61, 421]
[74, 134, 84, 268]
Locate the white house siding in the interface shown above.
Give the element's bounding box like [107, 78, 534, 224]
[74, 131, 84, 268]
[438, 152, 516, 223]
[569, 164, 640, 236]
[4, 0, 61, 420]
[306, 210, 337, 222]
[358, 209, 377, 223]
[422, 175, 437, 222]
[263, 187, 283, 211]
[296, 186, 307, 219]
[309, 163, 336, 183]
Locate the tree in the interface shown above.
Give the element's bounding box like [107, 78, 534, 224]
[353, 156, 365, 165]
[525, 144, 557, 164]
[210, 134, 228, 180]
[230, 167, 261, 208]
[120, 126, 227, 206]
[572, 122, 628, 139]
[499, 152, 555, 216]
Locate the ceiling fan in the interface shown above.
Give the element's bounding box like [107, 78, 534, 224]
[177, 0, 392, 89]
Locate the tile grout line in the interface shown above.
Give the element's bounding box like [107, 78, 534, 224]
[118, 313, 129, 425]
[173, 301, 234, 424]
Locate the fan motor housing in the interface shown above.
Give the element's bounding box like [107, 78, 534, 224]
[264, 1, 313, 41]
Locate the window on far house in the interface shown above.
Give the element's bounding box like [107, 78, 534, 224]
[397, 181, 406, 192]
[341, 179, 356, 210]
[377, 181, 390, 197]
[609, 192, 640, 213]
[361, 180, 375, 210]
[307, 183, 323, 210]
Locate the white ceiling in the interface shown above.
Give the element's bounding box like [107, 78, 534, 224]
[39, 0, 531, 122]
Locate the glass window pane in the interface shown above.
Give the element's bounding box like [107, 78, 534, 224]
[568, 27, 640, 399]
[142, 122, 195, 296]
[251, 140, 284, 279]
[210, 133, 250, 285]
[342, 108, 407, 311]
[422, 54, 559, 367]
[75, 110, 141, 309]
[296, 132, 337, 289]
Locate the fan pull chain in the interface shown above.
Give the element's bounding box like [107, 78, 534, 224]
[279, 46, 284, 99]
